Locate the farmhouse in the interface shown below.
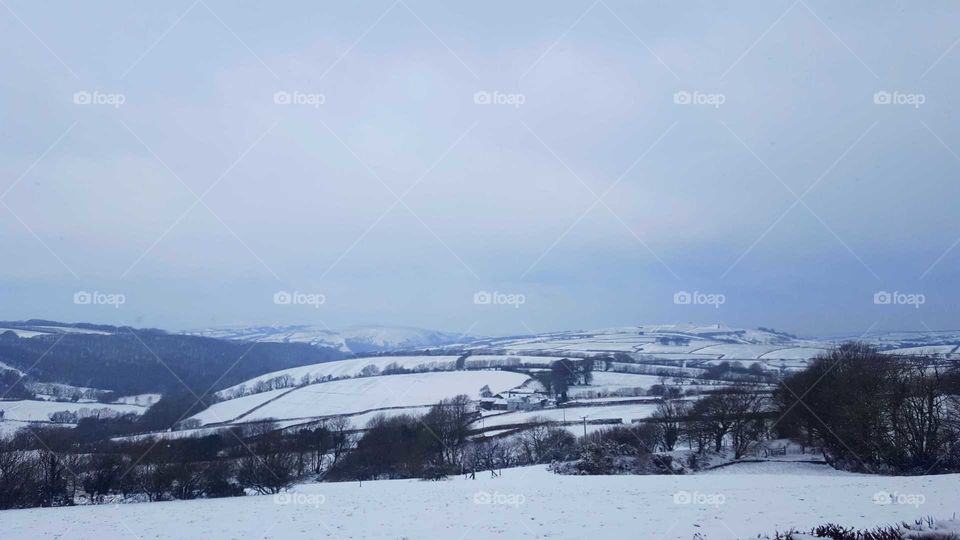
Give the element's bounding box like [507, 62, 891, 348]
[494, 388, 554, 411]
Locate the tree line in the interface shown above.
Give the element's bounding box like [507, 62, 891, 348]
[775, 343, 960, 473]
[0, 414, 356, 509]
[563, 343, 960, 475]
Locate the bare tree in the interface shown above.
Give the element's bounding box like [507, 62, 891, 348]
[328, 416, 352, 464]
[651, 400, 690, 451]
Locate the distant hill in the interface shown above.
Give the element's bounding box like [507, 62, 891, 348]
[457, 323, 960, 361]
[0, 320, 347, 396]
[188, 324, 469, 354]
[3, 320, 958, 401]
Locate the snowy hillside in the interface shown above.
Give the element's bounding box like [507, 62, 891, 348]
[464, 323, 960, 362]
[462, 324, 833, 364]
[191, 371, 530, 427]
[215, 355, 463, 399]
[0, 323, 113, 339]
[188, 324, 468, 354]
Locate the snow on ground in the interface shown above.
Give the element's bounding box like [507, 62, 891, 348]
[113, 393, 162, 406]
[0, 419, 41, 437]
[479, 403, 661, 429]
[216, 356, 462, 399]
[0, 400, 146, 422]
[554, 342, 641, 352]
[190, 325, 465, 354]
[323, 406, 435, 429]
[700, 461, 844, 476]
[30, 325, 111, 335]
[111, 426, 231, 443]
[0, 360, 25, 374]
[577, 372, 669, 388]
[194, 371, 530, 426]
[470, 325, 844, 365]
[884, 345, 958, 356]
[4, 463, 958, 540]
[691, 343, 790, 359]
[568, 372, 726, 398]
[194, 387, 294, 424]
[758, 347, 830, 360]
[26, 381, 109, 401]
[638, 342, 714, 354]
[566, 396, 662, 404]
[0, 327, 48, 338]
[464, 355, 556, 368]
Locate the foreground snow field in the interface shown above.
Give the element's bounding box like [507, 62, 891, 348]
[5, 463, 958, 540]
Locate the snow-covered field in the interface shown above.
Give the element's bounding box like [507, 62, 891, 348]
[0, 400, 146, 422]
[693, 343, 798, 358]
[112, 393, 162, 406]
[567, 372, 729, 398]
[884, 345, 959, 356]
[479, 403, 662, 429]
[465, 355, 557, 368]
[0, 419, 39, 437]
[217, 354, 584, 401]
[4, 463, 958, 540]
[758, 347, 833, 360]
[193, 371, 530, 426]
[216, 356, 462, 399]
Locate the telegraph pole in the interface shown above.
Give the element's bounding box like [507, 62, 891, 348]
[580, 416, 588, 439]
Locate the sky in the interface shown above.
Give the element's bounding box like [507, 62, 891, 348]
[1, 0, 959, 338]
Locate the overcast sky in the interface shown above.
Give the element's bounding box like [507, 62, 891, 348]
[1, 0, 959, 337]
